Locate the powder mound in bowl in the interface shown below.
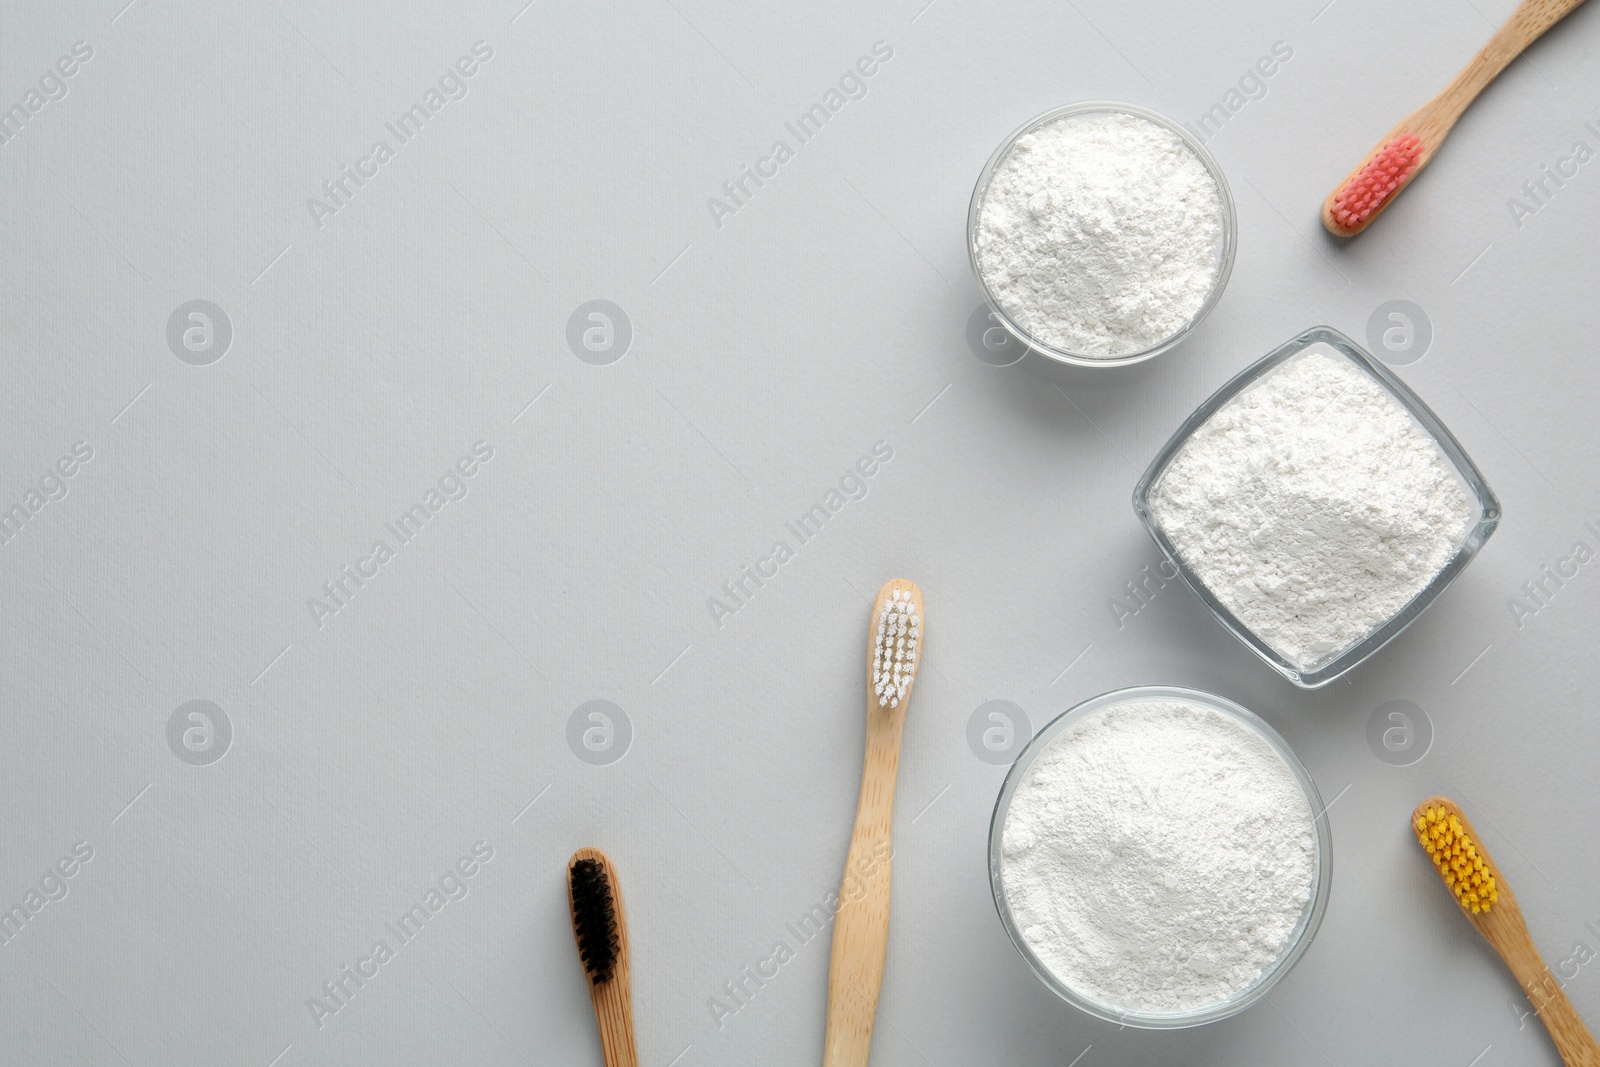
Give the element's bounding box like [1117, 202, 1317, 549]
[974, 111, 1225, 358]
[1149, 349, 1477, 669]
[1000, 698, 1316, 1014]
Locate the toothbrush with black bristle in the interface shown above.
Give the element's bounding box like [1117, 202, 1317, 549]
[568, 848, 638, 1067]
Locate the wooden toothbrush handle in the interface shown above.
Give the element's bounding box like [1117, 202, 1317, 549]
[1482, 901, 1600, 1066]
[1426, 0, 1588, 132]
[1503, 952, 1600, 1065]
[589, 974, 639, 1067]
[822, 715, 903, 1067]
[1537, 989, 1600, 1067]
[1501, 0, 1589, 51]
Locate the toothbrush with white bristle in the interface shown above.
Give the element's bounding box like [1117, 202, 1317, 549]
[824, 579, 924, 1067]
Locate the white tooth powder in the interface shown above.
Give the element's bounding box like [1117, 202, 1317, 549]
[973, 111, 1225, 358]
[1000, 698, 1316, 1013]
[1149, 348, 1477, 669]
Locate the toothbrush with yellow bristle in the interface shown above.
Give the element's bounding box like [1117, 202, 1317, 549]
[1413, 797, 1600, 1066]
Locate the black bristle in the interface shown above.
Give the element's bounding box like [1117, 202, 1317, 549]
[569, 858, 619, 984]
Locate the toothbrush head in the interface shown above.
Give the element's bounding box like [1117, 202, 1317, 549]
[568, 854, 621, 984]
[1323, 133, 1425, 237]
[870, 580, 924, 710]
[1414, 798, 1500, 916]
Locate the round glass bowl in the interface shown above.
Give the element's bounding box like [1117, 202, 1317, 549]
[987, 686, 1333, 1028]
[967, 102, 1237, 368]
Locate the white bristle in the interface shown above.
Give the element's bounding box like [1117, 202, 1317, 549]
[872, 588, 923, 708]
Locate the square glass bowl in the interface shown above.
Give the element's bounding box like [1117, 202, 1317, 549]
[1132, 326, 1501, 689]
[988, 686, 1333, 1028]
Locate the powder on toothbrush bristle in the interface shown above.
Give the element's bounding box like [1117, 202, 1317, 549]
[872, 589, 919, 708]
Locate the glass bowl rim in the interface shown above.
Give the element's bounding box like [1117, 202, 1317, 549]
[986, 684, 1334, 1028]
[966, 100, 1238, 368]
[1130, 325, 1502, 688]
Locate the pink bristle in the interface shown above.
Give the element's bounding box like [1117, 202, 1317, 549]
[1329, 134, 1423, 231]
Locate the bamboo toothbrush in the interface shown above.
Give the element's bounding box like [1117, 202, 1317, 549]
[1413, 798, 1600, 1066]
[1321, 0, 1589, 237]
[823, 579, 924, 1067]
[568, 848, 638, 1067]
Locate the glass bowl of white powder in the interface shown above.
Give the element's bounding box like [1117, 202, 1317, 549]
[1133, 327, 1500, 688]
[989, 686, 1333, 1028]
[968, 102, 1236, 367]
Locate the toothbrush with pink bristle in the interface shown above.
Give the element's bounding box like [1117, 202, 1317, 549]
[1322, 0, 1587, 237]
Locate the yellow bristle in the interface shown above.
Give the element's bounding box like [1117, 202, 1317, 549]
[1414, 805, 1499, 914]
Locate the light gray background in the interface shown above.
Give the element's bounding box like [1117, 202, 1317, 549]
[3, 0, 1598, 1064]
